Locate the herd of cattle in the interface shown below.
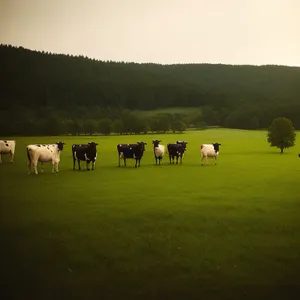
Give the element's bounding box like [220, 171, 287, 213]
[0, 139, 222, 174]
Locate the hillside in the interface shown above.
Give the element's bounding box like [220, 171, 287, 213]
[1, 44, 300, 134]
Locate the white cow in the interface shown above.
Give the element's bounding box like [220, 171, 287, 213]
[200, 143, 221, 166]
[152, 139, 165, 165]
[0, 140, 16, 163]
[26, 142, 65, 174]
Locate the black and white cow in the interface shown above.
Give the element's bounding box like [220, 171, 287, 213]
[200, 143, 221, 165]
[152, 140, 165, 165]
[167, 140, 188, 164]
[26, 142, 65, 175]
[0, 140, 16, 163]
[117, 142, 147, 167]
[72, 142, 98, 171]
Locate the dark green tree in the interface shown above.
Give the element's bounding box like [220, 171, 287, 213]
[40, 116, 61, 136]
[98, 118, 112, 135]
[84, 119, 98, 135]
[112, 119, 124, 134]
[62, 119, 75, 135]
[148, 117, 159, 132]
[157, 114, 170, 133]
[121, 110, 135, 134]
[74, 119, 83, 135]
[171, 120, 187, 133]
[267, 117, 296, 154]
[131, 117, 147, 134]
[202, 106, 219, 126]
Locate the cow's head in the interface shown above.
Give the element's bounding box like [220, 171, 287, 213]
[212, 143, 221, 153]
[177, 141, 188, 150]
[56, 142, 65, 151]
[87, 142, 98, 160]
[88, 142, 98, 148]
[152, 140, 161, 147]
[137, 142, 147, 152]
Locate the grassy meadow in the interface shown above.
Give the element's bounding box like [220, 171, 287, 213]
[1, 129, 300, 300]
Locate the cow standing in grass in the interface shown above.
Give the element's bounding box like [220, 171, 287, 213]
[200, 143, 221, 166]
[72, 142, 98, 171]
[152, 140, 165, 165]
[0, 140, 16, 163]
[26, 142, 65, 174]
[117, 142, 147, 167]
[167, 141, 188, 164]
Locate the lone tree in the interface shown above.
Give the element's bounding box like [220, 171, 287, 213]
[267, 117, 296, 154]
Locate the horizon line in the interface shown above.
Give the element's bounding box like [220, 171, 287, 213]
[1, 43, 300, 68]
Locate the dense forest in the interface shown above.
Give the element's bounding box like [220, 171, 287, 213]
[1, 44, 300, 136]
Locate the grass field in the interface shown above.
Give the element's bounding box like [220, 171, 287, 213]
[1, 129, 300, 300]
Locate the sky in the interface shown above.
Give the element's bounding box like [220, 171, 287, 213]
[0, 0, 300, 66]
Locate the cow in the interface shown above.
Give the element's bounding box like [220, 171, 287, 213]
[152, 140, 165, 165]
[0, 140, 16, 163]
[72, 142, 98, 171]
[167, 140, 188, 164]
[200, 143, 221, 166]
[26, 142, 65, 175]
[117, 142, 147, 168]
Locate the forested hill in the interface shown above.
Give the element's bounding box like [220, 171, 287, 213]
[1, 44, 300, 135]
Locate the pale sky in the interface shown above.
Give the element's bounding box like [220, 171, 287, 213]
[1, 0, 300, 66]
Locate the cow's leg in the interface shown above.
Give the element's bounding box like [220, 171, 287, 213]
[138, 159, 141, 167]
[180, 155, 182, 164]
[0, 154, 2, 163]
[92, 161, 95, 170]
[118, 155, 121, 167]
[10, 151, 14, 163]
[159, 157, 161, 165]
[56, 162, 59, 173]
[124, 158, 126, 167]
[176, 156, 178, 164]
[40, 163, 44, 173]
[34, 162, 38, 175]
[169, 155, 171, 164]
[135, 159, 137, 168]
[78, 160, 81, 171]
[52, 161, 55, 173]
[87, 161, 90, 171]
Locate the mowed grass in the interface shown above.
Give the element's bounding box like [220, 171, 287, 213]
[1, 129, 300, 300]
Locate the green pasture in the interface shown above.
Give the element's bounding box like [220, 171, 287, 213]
[1, 129, 300, 300]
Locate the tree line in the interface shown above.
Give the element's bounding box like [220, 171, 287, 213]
[0, 107, 188, 136]
[1, 44, 300, 136]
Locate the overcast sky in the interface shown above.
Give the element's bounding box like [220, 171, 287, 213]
[1, 0, 299, 66]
